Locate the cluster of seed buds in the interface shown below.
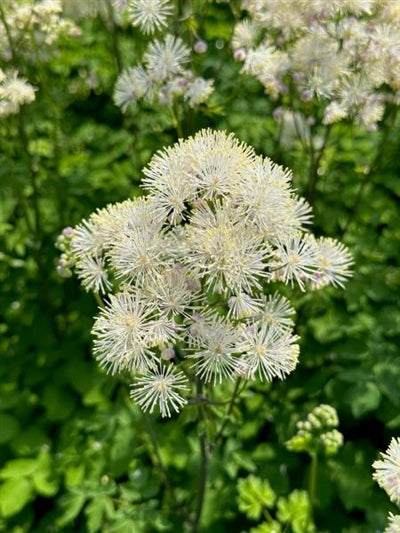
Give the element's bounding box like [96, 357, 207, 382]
[55, 227, 75, 278]
[286, 404, 343, 456]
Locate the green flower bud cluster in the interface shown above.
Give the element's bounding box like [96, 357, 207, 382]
[55, 227, 75, 278]
[286, 404, 343, 456]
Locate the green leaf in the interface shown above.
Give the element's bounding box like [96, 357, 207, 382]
[0, 478, 33, 517]
[276, 490, 312, 533]
[65, 464, 86, 488]
[85, 497, 105, 533]
[249, 522, 282, 533]
[350, 382, 381, 418]
[56, 492, 86, 527]
[0, 413, 19, 444]
[32, 471, 59, 497]
[237, 475, 276, 520]
[0, 458, 40, 479]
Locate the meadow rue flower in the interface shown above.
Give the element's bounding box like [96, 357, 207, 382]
[131, 365, 189, 417]
[233, 0, 400, 130]
[92, 291, 160, 374]
[128, 0, 172, 34]
[384, 513, 400, 533]
[113, 66, 151, 111]
[0, 0, 79, 61]
[0, 71, 36, 117]
[58, 129, 352, 416]
[187, 316, 241, 384]
[113, 34, 214, 113]
[184, 77, 214, 108]
[237, 323, 299, 381]
[144, 34, 190, 81]
[373, 437, 400, 504]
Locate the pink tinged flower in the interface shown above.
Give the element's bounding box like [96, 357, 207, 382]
[194, 40, 207, 54]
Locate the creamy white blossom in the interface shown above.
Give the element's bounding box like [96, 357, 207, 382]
[373, 437, 400, 504]
[128, 0, 172, 34]
[131, 365, 189, 417]
[144, 35, 190, 81]
[237, 323, 299, 381]
[234, 0, 400, 129]
[59, 129, 352, 416]
[384, 513, 400, 533]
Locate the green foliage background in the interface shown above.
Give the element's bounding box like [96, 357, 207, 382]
[1, 2, 400, 532]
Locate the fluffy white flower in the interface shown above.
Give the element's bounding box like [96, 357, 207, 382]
[75, 255, 111, 294]
[92, 291, 158, 374]
[182, 201, 270, 295]
[312, 237, 354, 289]
[131, 365, 189, 417]
[144, 35, 190, 81]
[256, 293, 295, 331]
[128, 0, 172, 34]
[237, 323, 299, 381]
[373, 437, 400, 504]
[113, 65, 151, 111]
[188, 316, 241, 384]
[184, 77, 214, 107]
[271, 234, 318, 290]
[60, 129, 353, 416]
[384, 513, 400, 533]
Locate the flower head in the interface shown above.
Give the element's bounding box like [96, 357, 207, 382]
[237, 323, 299, 381]
[384, 513, 400, 533]
[128, 0, 172, 34]
[188, 316, 241, 384]
[92, 292, 158, 374]
[131, 365, 189, 417]
[144, 35, 190, 81]
[59, 129, 352, 416]
[373, 437, 400, 504]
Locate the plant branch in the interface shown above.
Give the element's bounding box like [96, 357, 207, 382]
[305, 451, 318, 532]
[307, 124, 332, 205]
[213, 378, 242, 446]
[142, 412, 178, 507]
[342, 108, 398, 235]
[192, 381, 209, 533]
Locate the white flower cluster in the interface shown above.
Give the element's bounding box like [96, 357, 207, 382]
[0, 0, 81, 62]
[58, 130, 352, 416]
[233, 0, 400, 130]
[373, 438, 400, 532]
[113, 33, 213, 112]
[0, 70, 36, 117]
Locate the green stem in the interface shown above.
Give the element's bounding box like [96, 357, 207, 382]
[93, 292, 105, 308]
[192, 381, 209, 533]
[0, 4, 17, 61]
[143, 412, 178, 507]
[104, 0, 122, 73]
[171, 101, 184, 138]
[213, 378, 242, 445]
[307, 125, 332, 206]
[305, 452, 318, 532]
[342, 108, 398, 235]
